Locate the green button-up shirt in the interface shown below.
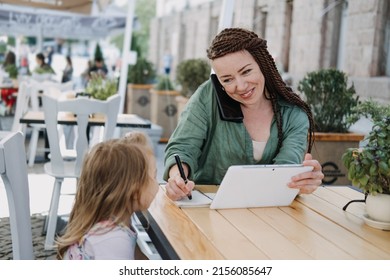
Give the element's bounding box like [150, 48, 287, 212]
[164, 78, 309, 185]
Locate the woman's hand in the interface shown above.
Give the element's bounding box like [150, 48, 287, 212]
[165, 175, 195, 201]
[165, 164, 195, 201]
[288, 153, 324, 194]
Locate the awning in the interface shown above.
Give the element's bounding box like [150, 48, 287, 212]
[0, 0, 94, 15]
[0, 2, 126, 40]
[0, 0, 135, 114]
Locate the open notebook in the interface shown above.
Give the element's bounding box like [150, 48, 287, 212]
[175, 164, 313, 209]
[175, 190, 213, 208]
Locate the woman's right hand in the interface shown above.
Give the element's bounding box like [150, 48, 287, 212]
[165, 173, 195, 201]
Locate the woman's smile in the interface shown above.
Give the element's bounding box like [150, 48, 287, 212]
[238, 88, 255, 99]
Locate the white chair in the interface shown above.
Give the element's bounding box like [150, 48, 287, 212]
[0, 131, 34, 259]
[27, 80, 74, 167]
[42, 94, 121, 250]
[10, 81, 30, 134]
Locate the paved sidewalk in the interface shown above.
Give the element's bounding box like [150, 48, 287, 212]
[0, 215, 57, 260]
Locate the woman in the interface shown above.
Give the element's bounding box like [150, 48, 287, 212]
[2, 51, 16, 68]
[34, 52, 55, 74]
[61, 55, 73, 83]
[164, 28, 324, 201]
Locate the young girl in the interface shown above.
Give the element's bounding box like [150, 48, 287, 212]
[57, 132, 158, 260]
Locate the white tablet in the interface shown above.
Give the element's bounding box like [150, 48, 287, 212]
[210, 164, 314, 209]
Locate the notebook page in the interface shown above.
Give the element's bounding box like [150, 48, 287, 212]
[175, 190, 213, 208]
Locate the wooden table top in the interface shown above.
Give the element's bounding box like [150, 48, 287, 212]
[20, 111, 151, 128]
[138, 186, 390, 260]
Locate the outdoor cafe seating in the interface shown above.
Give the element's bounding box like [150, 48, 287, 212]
[41, 93, 120, 250]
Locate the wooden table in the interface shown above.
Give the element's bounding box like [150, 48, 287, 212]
[20, 111, 151, 128]
[19, 111, 152, 162]
[137, 186, 390, 260]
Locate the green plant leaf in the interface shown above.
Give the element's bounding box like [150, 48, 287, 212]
[369, 164, 377, 176]
[343, 107, 390, 194]
[378, 161, 389, 174]
[359, 175, 369, 187]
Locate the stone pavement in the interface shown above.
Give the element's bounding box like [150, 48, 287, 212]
[0, 215, 57, 260]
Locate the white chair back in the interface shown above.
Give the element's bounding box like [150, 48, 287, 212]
[11, 81, 30, 133]
[42, 94, 121, 176]
[0, 131, 34, 259]
[25, 79, 75, 167]
[29, 80, 74, 111]
[41, 94, 120, 249]
[31, 72, 55, 82]
[59, 80, 74, 91]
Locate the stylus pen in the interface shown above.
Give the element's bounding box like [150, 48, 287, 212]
[174, 154, 192, 200]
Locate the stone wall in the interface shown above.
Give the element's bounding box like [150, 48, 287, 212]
[149, 0, 390, 103]
[346, 0, 383, 76]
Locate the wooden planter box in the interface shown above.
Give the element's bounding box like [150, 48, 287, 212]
[125, 84, 153, 120]
[311, 132, 365, 185]
[150, 89, 180, 142]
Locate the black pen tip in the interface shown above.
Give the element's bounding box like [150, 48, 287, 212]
[188, 194, 192, 200]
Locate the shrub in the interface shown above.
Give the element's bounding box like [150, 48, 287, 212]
[127, 57, 156, 84]
[155, 75, 175, 91]
[176, 58, 210, 97]
[85, 73, 118, 100]
[297, 69, 359, 132]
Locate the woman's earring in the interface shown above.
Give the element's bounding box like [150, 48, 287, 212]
[222, 87, 225, 91]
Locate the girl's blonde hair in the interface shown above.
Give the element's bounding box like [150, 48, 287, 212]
[57, 132, 154, 259]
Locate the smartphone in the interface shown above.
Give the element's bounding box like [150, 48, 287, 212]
[210, 74, 243, 122]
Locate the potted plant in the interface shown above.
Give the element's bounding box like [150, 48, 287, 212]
[126, 57, 156, 118]
[128, 57, 156, 85]
[85, 73, 118, 101]
[150, 75, 179, 141]
[175, 58, 210, 119]
[176, 58, 210, 98]
[154, 75, 175, 91]
[297, 68, 364, 185]
[125, 33, 156, 118]
[342, 115, 390, 225]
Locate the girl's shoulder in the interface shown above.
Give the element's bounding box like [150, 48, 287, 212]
[88, 220, 135, 236]
[65, 220, 136, 260]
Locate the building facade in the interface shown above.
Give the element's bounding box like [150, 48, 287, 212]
[149, 0, 390, 103]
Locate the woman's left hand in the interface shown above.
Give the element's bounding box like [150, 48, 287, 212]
[288, 153, 324, 194]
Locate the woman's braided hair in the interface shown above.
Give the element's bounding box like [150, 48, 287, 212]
[207, 27, 314, 153]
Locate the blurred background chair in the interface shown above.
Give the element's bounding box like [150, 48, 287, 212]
[42, 93, 120, 250]
[27, 80, 74, 167]
[0, 131, 34, 259]
[10, 80, 30, 135]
